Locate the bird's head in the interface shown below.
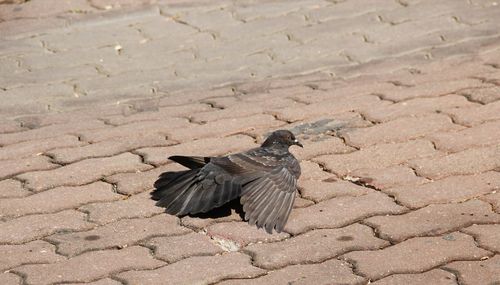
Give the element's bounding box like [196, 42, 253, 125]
[261, 130, 303, 149]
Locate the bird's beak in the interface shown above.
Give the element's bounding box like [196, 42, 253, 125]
[294, 139, 303, 148]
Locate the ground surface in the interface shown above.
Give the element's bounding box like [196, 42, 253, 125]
[1, 0, 500, 284]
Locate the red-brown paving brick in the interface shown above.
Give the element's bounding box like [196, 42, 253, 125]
[207, 221, 289, 248]
[299, 160, 332, 181]
[364, 200, 500, 242]
[0, 273, 21, 285]
[0, 240, 64, 271]
[47, 134, 174, 164]
[387, 171, 500, 209]
[349, 165, 428, 190]
[0, 210, 94, 244]
[342, 232, 491, 280]
[445, 100, 500, 126]
[0, 179, 29, 198]
[461, 224, 500, 253]
[180, 209, 244, 230]
[459, 85, 500, 104]
[408, 146, 500, 180]
[190, 103, 266, 123]
[341, 114, 463, 148]
[146, 232, 224, 263]
[66, 278, 122, 285]
[480, 191, 500, 213]
[293, 196, 314, 208]
[371, 269, 457, 285]
[159, 88, 233, 107]
[299, 180, 374, 202]
[218, 259, 365, 285]
[80, 192, 164, 225]
[0, 118, 25, 134]
[428, 121, 500, 153]
[14, 246, 164, 285]
[0, 182, 121, 219]
[117, 252, 265, 285]
[245, 223, 388, 270]
[314, 140, 437, 176]
[136, 134, 257, 166]
[443, 255, 500, 285]
[46, 214, 189, 257]
[292, 136, 355, 161]
[360, 95, 475, 123]
[0, 135, 84, 160]
[0, 156, 58, 180]
[18, 152, 152, 192]
[285, 192, 407, 235]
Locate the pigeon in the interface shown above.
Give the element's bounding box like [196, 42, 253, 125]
[152, 130, 302, 233]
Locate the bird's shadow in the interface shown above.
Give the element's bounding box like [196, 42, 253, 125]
[185, 199, 245, 220]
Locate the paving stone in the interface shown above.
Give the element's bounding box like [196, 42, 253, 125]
[0, 135, 84, 160]
[0, 118, 25, 134]
[349, 165, 428, 190]
[371, 269, 457, 285]
[65, 278, 122, 285]
[365, 200, 500, 242]
[180, 208, 244, 230]
[0, 156, 57, 180]
[146, 232, 224, 263]
[387, 172, 500, 209]
[158, 88, 234, 107]
[218, 258, 365, 285]
[0, 210, 93, 244]
[190, 103, 267, 124]
[117, 252, 265, 285]
[46, 214, 189, 256]
[293, 196, 314, 208]
[299, 160, 332, 181]
[245, 223, 388, 270]
[408, 146, 500, 180]
[78, 119, 190, 143]
[480, 191, 500, 213]
[0, 120, 108, 146]
[314, 140, 437, 176]
[47, 134, 174, 164]
[285, 192, 406, 235]
[342, 232, 491, 280]
[0, 179, 29, 198]
[445, 100, 500, 126]
[292, 136, 355, 161]
[0, 182, 120, 219]
[136, 134, 257, 166]
[299, 180, 374, 202]
[0, 273, 21, 285]
[0, 240, 64, 271]
[341, 114, 462, 148]
[15, 246, 164, 285]
[80, 192, 163, 225]
[207, 221, 289, 248]
[429, 121, 500, 152]
[360, 94, 475, 122]
[462, 224, 500, 253]
[443, 255, 500, 285]
[18, 153, 152, 192]
[459, 85, 500, 104]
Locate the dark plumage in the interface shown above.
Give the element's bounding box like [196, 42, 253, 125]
[152, 130, 302, 233]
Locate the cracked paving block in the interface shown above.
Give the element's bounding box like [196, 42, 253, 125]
[46, 214, 189, 256]
[461, 224, 500, 253]
[342, 232, 491, 280]
[0, 179, 30, 198]
[364, 199, 500, 242]
[341, 114, 463, 148]
[387, 171, 500, 209]
[445, 100, 500, 126]
[408, 146, 500, 180]
[245, 223, 388, 270]
[0, 240, 64, 271]
[207, 221, 289, 249]
[146, 232, 224, 263]
[360, 95, 475, 123]
[429, 121, 500, 153]
[136, 134, 257, 166]
[0, 181, 121, 219]
[117, 252, 265, 285]
[0, 135, 84, 160]
[47, 133, 174, 164]
[371, 269, 457, 285]
[218, 258, 365, 285]
[285, 192, 407, 235]
[349, 165, 428, 190]
[443, 255, 500, 285]
[0, 156, 58, 180]
[0, 210, 93, 244]
[18, 152, 152, 192]
[0, 273, 21, 285]
[80, 191, 164, 225]
[299, 180, 374, 202]
[459, 85, 500, 104]
[314, 140, 437, 177]
[14, 246, 164, 285]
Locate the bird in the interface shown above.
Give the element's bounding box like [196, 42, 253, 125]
[151, 130, 302, 233]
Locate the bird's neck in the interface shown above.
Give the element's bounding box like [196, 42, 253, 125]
[261, 143, 290, 154]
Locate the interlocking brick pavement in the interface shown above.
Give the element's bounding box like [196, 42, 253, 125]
[1, 0, 500, 284]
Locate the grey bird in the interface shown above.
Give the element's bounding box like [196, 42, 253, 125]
[152, 130, 302, 233]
